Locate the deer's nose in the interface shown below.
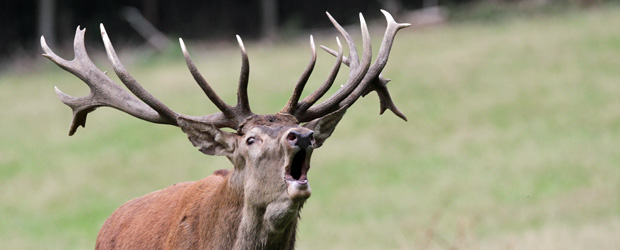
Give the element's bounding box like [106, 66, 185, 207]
[287, 131, 314, 149]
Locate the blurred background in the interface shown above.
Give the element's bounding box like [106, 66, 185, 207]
[4, 0, 439, 69]
[1, 0, 620, 249]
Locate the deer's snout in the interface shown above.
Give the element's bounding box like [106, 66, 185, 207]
[287, 130, 314, 149]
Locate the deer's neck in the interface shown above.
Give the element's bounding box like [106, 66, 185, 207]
[233, 201, 301, 249]
[226, 173, 303, 249]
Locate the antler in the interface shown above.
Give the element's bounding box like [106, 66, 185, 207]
[281, 10, 410, 123]
[179, 35, 254, 128]
[42, 24, 254, 135]
[43, 10, 407, 136]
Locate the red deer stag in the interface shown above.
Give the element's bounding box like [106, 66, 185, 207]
[42, 10, 409, 250]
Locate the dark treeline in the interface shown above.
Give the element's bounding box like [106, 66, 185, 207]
[1, 0, 450, 60]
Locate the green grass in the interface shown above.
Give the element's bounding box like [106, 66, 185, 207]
[2, 5, 620, 249]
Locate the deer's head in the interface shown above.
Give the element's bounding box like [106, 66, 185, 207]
[41, 10, 409, 207]
[190, 114, 321, 205]
[179, 113, 328, 205]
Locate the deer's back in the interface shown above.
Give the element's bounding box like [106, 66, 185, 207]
[95, 170, 231, 250]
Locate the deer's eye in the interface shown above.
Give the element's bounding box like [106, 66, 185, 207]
[246, 137, 256, 145]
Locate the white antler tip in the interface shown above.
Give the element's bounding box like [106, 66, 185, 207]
[360, 13, 368, 25]
[40, 34, 61, 60]
[379, 9, 410, 29]
[380, 9, 395, 22]
[359, 14, 368, 30]
[179, 38, 191, 58]
[54, 86, 67, 97]
[325, 11, 337, 23]
[236, 35, 246, 52]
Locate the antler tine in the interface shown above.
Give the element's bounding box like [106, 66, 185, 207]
[179, 38, 236, 119]
[42, 26, 176, 135]
[295, 37, 343, 114]
[42, 26, 102, 90]
[297, 12, 372, 122]
[338, 10, 410, 121]
[325, 12, 359, 69]
[235, 35, 252, 116]
[356, 10, 410, 84]
[181, 36, 255, 129]
[320, 42, 349, 66]
[41, 27, 80, 71]
[101, 24, 180, 123]
[304, 10, 410, 122]
[281, 35, 317, 114]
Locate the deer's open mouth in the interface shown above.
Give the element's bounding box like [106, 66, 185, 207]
[285, 149, 310, 184]
[285, 148, 312, 200]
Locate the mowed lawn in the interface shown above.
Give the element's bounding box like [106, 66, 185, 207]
[1, 6, 620, 250]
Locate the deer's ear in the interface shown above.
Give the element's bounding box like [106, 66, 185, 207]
[177, 116, 237, 156]
[303, 107, 347, 148]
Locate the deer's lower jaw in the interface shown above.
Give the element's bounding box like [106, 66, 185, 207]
[286, 179, 311, 200]
[285, 173, 311, 200]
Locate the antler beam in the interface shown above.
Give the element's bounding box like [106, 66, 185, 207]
[42, 25, 255, 135]
[42, 26, 177, 135]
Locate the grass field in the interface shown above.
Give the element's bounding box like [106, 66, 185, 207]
[2, 5, 620, 249]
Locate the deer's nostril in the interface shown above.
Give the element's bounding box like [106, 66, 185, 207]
[288, 131, 313, 149]
[287, 131, 299, 142]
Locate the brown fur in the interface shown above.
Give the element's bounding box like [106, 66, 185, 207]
[43, 9, 409, 249]
[96, 172, 245, 249]
[96, 118, 315, 250]
[45, 10, 408, 249]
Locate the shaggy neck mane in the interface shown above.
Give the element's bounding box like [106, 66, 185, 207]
[197, 171, 301, 249]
